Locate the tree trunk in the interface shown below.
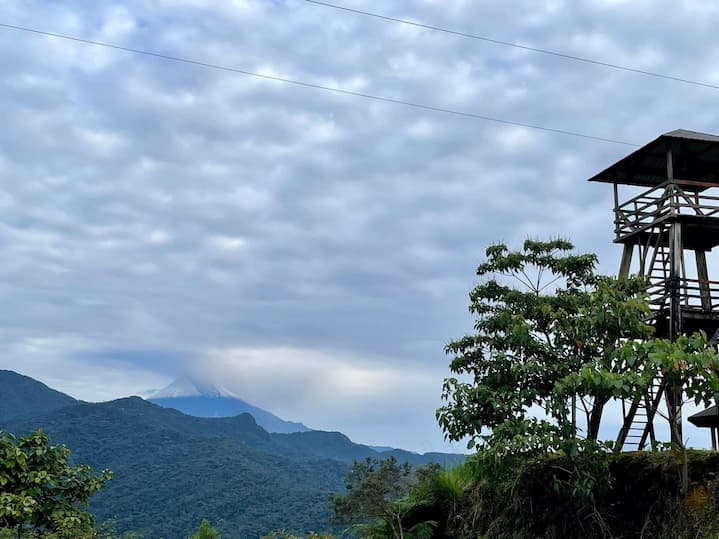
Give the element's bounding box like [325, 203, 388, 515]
[587, 399, 607, 440]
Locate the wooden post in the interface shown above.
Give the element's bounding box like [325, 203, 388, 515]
[696, 251, 712, 312]
[669, 222, 683, 336]
[668, 221, 684, 445]
[712, 428, 717, 451]
[613, 183, 621, 238]
[618, 244, 633, 278]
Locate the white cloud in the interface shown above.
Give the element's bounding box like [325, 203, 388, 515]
[1, 0, 718, 450]
[0, 334, 170, 401]
[206, 235, 248, 252]
[196, 346, 450, 450]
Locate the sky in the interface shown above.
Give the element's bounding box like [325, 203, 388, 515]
[1, 0, 719, 453]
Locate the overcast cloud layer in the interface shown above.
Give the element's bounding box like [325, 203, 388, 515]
[2, 0, 719, 451]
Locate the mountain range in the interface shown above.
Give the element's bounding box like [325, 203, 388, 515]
[0, 370, 464, 538]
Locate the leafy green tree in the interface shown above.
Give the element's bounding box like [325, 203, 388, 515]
[657, 334, 719, 436]
[437, 239, 719, 455]
[0, 430, 111, 538]
[191, 519, 221, 539]
[437, 239, 653, 451]
[331, 458, 436, 539]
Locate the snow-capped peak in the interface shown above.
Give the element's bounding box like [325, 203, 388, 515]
[149, 376, 239, 399]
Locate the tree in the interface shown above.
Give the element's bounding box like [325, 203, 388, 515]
[331, 458, 437, 539]
[437, 239, 648, 451]
[437, 239, 719, 455]
[191, 519, 221, 539]
[0, 430, 111, 538]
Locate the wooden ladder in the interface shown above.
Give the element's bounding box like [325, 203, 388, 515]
[620, 378, 665, 450]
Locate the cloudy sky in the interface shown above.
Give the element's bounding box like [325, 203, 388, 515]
[2, 0, 719, 452]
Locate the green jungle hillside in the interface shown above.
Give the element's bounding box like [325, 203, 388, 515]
[0, 370, 463, 538]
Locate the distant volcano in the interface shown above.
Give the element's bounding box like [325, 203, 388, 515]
[148, 376, 310, 434]
[149, 376, 242, 399]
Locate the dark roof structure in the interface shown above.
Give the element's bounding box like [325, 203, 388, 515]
[588, 129, 719, 188]
[688, 405, 719, 428]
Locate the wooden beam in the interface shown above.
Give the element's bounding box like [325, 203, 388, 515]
[696, 251, 712, 313]
[619, 244, 633, 278]
[669, 222, 683, 297]
[667, 148, 674, 181]
[639, 381, 664, 450]
[670, 178, 719, 189]
[668, 221, 684, 446]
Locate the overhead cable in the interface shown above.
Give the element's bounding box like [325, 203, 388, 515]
[304, 0, 719, 92]
[0, 21, 638, 146]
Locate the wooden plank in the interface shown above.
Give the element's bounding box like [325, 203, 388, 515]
[672, 178, 719, 189]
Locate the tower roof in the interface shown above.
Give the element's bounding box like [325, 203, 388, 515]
[688, 405, 719, 428]
[589, 129, 719, 188]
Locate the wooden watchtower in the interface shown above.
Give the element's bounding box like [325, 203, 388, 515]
[589, 129, 719, 450]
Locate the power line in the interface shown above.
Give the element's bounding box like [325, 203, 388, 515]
[304, 0, 719, 92]
[0, 21, 638, 147]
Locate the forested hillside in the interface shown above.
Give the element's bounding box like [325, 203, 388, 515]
[0, 370, 78, 420]
[0, 373, 463, 538]
[2, 398, 344, 537]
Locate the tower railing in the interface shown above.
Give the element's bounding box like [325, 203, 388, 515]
[614, 180, 719, 241]
[646, 277, 719, 315]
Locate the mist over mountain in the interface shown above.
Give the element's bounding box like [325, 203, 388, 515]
[148, 375, 311, 434]
[149, 376, 241, 399]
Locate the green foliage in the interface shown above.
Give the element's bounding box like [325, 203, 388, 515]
[438, 239, 719, 457]
[395, 451, 719, 538]
[0, 523, 143, 539]
[261, 531, 334, 539]
[0, 430, 111, 538]
[332, 457, 412, 520]
[90, 520, 144, 539]
[644, 333, 719, 443]
[2, 398, 350, 538]
[436, 238, 719, 531]
[192, 519, 221, 539]
[438, 239, 657, 453]
[82, 433, 346, 538]
[1, 389, 461, 538]
[331, 458, 439, 539]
